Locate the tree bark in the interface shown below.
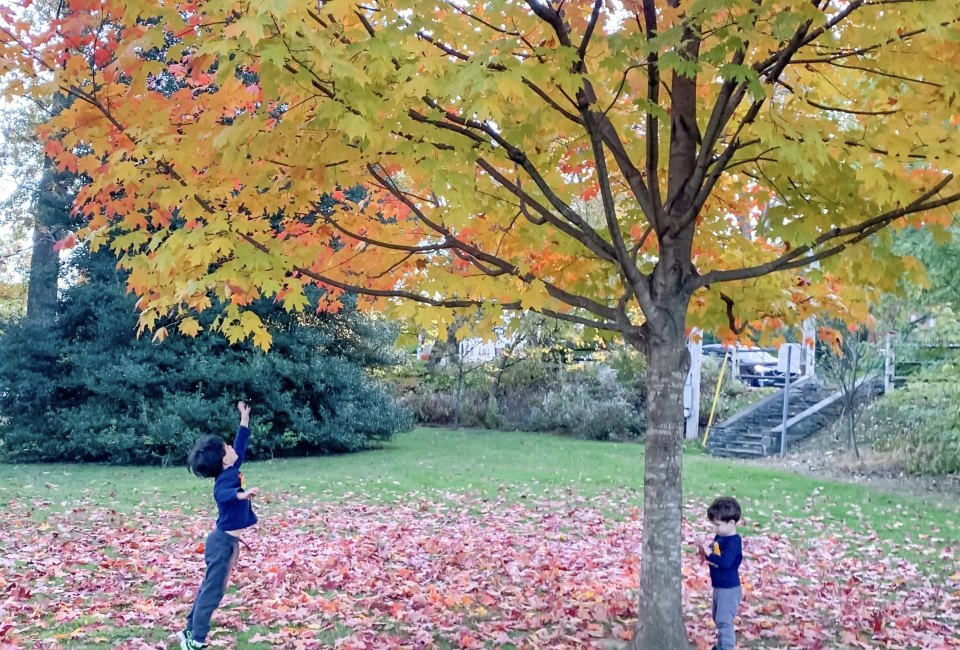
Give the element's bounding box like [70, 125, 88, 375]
[25, 223, 58, 327]
[25, 93, 74, 328]
[847, 409, 860, 460]
[26, 162, 71, 327]
[630, 306, 694, 650]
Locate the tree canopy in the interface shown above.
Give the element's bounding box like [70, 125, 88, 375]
[3, 1, 957, 348]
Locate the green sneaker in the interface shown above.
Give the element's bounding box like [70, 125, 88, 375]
[176, 630, 206, 649]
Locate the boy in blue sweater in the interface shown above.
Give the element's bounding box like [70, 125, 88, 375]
[699, 496, 743, 650]
[177, 401, 260, 650]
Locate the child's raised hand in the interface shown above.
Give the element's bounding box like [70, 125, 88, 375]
[238, 401, 251, 423]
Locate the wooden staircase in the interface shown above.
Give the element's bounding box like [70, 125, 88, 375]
[706, 377, 885, 458]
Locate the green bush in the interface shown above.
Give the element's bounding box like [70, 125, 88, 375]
[393, 343, 647, 440]
[528, 365, 643, 440]
[865, 371, 960, 475]
[0, 249, 412, 465]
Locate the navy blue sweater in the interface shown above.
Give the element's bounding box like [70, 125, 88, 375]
[706, 533, 742, 588]
[213, 426, 258, 532]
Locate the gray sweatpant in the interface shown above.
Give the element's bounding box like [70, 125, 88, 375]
[712, 586, 742, 649]
[187, 529, 239, 643]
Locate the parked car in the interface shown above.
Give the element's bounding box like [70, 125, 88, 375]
[701, 344, 784, 387]
[737, 349, 782, 386]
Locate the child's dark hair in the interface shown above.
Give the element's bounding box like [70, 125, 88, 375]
[187, 435, 226, 478]
[707, 496, 742, 523]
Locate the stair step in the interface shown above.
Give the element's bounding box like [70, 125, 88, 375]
[707, 378, 885, 459]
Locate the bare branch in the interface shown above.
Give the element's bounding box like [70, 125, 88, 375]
[719, 292, 747, 334]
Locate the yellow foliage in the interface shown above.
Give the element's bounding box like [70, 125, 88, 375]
[2, 0, 958, 348]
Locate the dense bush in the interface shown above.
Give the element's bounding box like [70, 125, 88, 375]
[397, 347, 646, 440]
[528, 368, 641, 440]
[0, 249, 412, 465]
[862, 370, 960, 475]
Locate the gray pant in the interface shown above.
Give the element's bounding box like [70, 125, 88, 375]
[712, 586, 742, 649]
[187, 529, 239, 643]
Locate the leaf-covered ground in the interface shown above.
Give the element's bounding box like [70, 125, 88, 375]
[2, 489, 957, 649]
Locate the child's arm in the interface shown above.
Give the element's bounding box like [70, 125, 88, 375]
[234, 401, 252, 467]
[705, 535, 742, 568]
[237, 486, 261, 500]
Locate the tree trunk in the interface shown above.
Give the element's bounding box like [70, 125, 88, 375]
[630, 327, 693, 650]
[847, 409, 860, 460]
[25, 223, 58, 327]
[26, 162, 70, 327]
[454, 360, 464, 427]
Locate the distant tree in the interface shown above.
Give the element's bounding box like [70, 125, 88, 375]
[819, 326, 883, 460]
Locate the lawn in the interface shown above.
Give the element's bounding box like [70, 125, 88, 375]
[1, 428, 957, 649]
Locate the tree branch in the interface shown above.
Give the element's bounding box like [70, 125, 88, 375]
[368, 164, 622, 322]
[577, 0, 604, 65]
[690, 176, 960, 289]
[583, 112, 656, 316]
[719, 292, 747, 334]
[641, 0, 664, 221]
[475, 158, 618, 262]
[592, 112, 659, 230]
[415, 27, 581, 124]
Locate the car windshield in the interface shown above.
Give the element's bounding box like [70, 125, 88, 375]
[737, 349, 778, 365]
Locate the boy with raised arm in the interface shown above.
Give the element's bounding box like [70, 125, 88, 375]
[177, 401, 260, 649]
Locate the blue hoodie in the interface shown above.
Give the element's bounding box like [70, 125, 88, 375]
[213, 426, 257, 532]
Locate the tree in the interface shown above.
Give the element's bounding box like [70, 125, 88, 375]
[0, 103, 46, 322]
[893, 221, 960, 316]
[3, 2, 960, 646]
[818, 325, 883, 460]
[0, 1, 68, 324]
[24, 155, 74, 326]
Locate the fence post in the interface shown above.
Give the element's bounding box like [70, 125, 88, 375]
[802, 317, 817, 378]
[780, 345, 793, 457]
[884, 331, 895, 393]
[684, 329, 703, 440]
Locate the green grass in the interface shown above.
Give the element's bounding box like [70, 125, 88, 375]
[1, 427, 957, 550]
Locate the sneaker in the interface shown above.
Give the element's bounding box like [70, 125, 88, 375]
[176, 630, 206, 649]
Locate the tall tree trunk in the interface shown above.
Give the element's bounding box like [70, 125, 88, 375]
[626, 7, 703, 639]
[25, 223, 58, 327]
[25, 162, 70, 327]
[630, 327, 692, 649]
